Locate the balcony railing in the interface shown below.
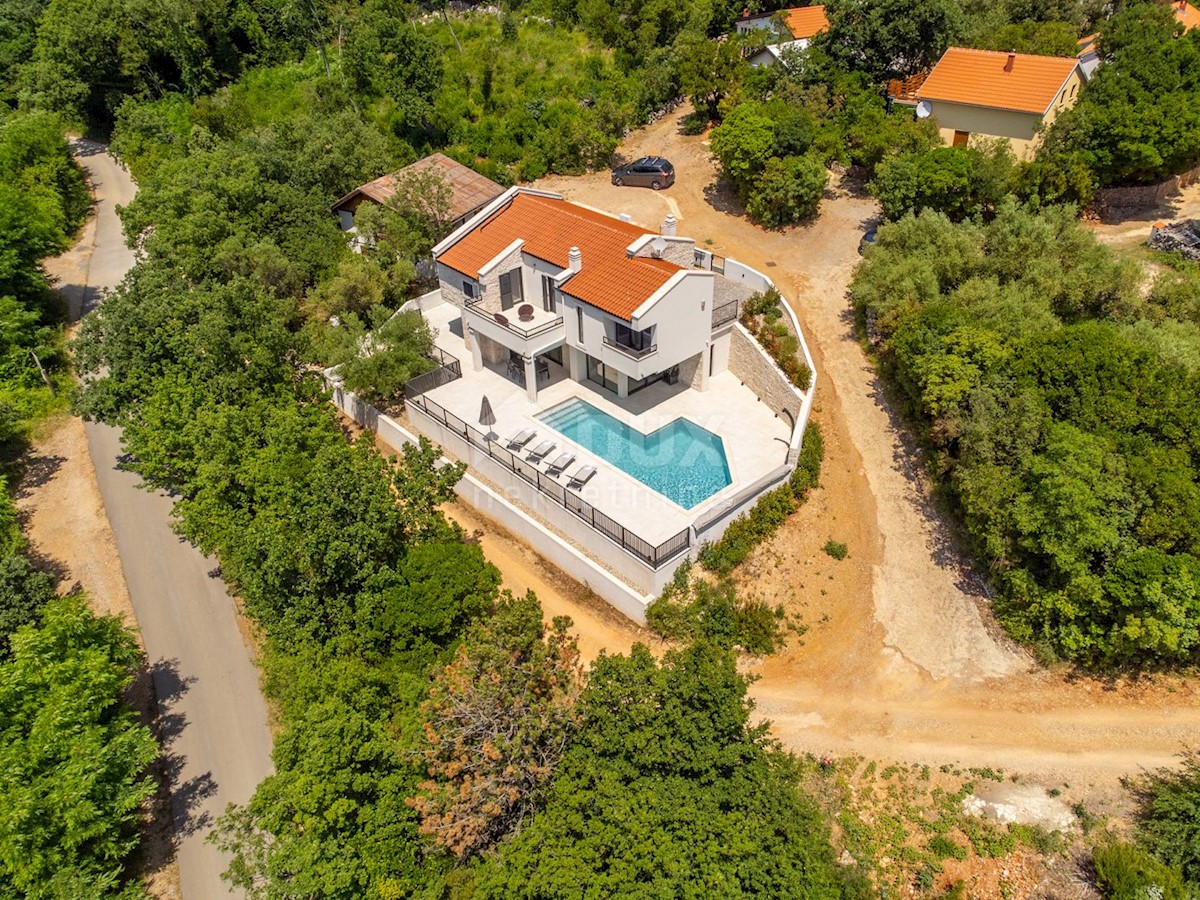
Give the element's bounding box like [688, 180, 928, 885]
[603, 336, 658, 360]
[465, 297, 563, 340]
[711, 299, 739, 328]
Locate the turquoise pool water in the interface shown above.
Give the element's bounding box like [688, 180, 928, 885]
[538, 398, 731, 509]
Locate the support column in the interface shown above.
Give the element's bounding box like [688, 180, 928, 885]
[617, 372, 629, 399]
[524, 355, 538, 402]
[695, 346, 710, 391]
[568, 346, 585, 382]
[470, 330, 484, 372]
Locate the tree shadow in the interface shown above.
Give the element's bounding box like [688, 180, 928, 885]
[702, 178, 745, 217]
[13, 452, 65, 500]
[132, 659, 219, 841]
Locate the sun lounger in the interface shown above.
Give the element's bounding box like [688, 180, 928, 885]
[566, 465, 597, 490]
[546, 452, 576, 476]
[526, 440, 556, 462]
[506, 428, 535, 449]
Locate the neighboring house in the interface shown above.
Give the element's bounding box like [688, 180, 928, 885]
[915, 48, 1084, 160]
[736, 5, 829, 67]
[433, 188, 745, 403]
[331, 153, 505, 238]
[1174, 0, 1200, 31]
[1077, 32, 1100, 80]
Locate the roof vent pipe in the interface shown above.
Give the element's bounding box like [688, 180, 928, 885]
[1004, 52, 1016, 72]
[568, 247, 582, 273]
[661, 214, 677, 237]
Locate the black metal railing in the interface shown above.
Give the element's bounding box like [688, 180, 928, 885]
[465, 296, 564, 340]
[711, 299, 739, 328]
[710, 254, 726, 275]
[404, 348, 463, 398]
[406, 391, 690, 570]
[603, 336, 658, 360]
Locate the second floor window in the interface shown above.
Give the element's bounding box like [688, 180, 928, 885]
[499, 268, 523, 310]
[462, 280, 476, 300]
[614, 322, 652, 351]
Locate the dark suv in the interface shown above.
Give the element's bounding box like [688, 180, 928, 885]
[611, 156, 675, 190]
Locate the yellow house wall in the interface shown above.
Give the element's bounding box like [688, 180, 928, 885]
[928, 67, 1083, 161]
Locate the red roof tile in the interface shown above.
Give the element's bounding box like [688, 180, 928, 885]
[784, 5, 828, 39]
[437, 193, 681, 321]
[1175, 0, 1200, 31]
[917, 47, 1081, 116]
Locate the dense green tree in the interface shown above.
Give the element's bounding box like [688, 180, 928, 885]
[871, 142, 1019, 221]
[747, 152, 829, 226]
[0, 596, 158, 897]
[1092, 843, 1189, 900]
[0, 543, 56, 658]
[343, 1, 443, 120]
[973, 19, 1081, 56]
[1042, 3, 1200, 186]
[470, 641, 853, 898]
[852, 203, 1200, 666]
[819, 0, 966, 81]
[677, 31, 748, 121]
[1136, 750, 1200, 883]
[709, 100, 777, 196]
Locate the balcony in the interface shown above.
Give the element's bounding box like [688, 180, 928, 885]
[602, 335, 658, 360]
[464, 297, 564, 356]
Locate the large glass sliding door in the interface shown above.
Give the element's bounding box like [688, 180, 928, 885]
[586, 355, 618, 394]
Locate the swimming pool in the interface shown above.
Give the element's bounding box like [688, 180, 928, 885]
[538, 398, 731, 509]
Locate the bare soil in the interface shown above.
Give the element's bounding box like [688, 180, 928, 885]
[511, 109, 1200, 802]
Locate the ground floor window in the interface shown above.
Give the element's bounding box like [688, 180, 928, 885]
[628, 371, 664, 395]
[543, 345, 564, 367]
[586, 355, 618, 393]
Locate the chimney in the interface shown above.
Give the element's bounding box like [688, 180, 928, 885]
[568, 246, 582, 273]
[661, 214, 677, 237]
[619, 213, 632, 222]
[1004, 52, 1016, 72]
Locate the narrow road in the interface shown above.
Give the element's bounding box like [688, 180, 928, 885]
[58, 140, 273, 899]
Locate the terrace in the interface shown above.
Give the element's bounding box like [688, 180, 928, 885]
[410, 299, 792, 582]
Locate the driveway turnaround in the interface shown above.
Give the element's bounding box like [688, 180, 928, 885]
[67, 140, 274, 900]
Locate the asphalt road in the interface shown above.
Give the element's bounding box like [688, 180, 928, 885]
[68, 140, 274, 899]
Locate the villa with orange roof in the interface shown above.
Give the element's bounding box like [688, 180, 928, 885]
[916, 48, 1085, 159]
[735, 5, 829, 66]
[361, 186, 816, 614]
[1173, 0, 1200, 31]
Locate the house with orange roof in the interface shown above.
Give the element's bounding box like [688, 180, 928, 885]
[377, 187, 815, 610]
[1173, 0, 1200, 31]
[431, 188, 760, 403]
[916, 48, 1085, 159]
[735, 5, 829, 66]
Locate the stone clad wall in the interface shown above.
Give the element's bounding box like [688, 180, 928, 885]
[728, 324, 802, 426]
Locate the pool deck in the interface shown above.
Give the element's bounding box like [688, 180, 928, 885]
[419, 300, 791, 545]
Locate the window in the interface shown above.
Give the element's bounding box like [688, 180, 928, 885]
[541, 274, 556, 313]
[576, 307, 584, 343]
[614, 322, 652, 351]
[462, 280, 476, 300]
[498, 268, 523, 310]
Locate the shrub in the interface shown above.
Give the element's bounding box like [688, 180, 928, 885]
[746, 153, 828, 227]
[822, 540, 848, 560]
[697, 423, 824, 575]
[1137, 750, 1200, 882]
[927, 835, 968, 861]
[740, 288, 813, 390]
[646, 563, 789, 654]
[1092, 843, 1188, 900]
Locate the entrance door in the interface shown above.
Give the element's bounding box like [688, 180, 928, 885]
[586, 356, 618, 393]
[952, 130, 970, 148]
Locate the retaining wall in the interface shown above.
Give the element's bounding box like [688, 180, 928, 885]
[1096, 164, 1200, 215]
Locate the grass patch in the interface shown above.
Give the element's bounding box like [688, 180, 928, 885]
[822, 540, 848, 560]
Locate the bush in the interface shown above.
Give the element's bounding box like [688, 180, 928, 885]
[739, 288, 813, 390]
[822, 540, 848, 560]
[697, 423, 824, 575]
[746, 153, 828, 227]
[927, 835, 968, 861]
[1137, 750, 1200, 882]
[1092, 843, 1189, 900]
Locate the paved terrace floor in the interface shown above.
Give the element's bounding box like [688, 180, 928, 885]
[421, 299, 791, 545]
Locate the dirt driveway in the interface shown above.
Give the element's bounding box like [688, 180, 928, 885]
[517, 109, 1200, 793]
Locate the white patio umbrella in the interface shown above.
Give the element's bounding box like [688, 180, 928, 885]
[479, 395, 497, 441]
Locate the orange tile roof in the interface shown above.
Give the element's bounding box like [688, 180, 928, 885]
[437, 193, 681, 321]
[332, 153, 504, 222]
[1174, 0, 1200, 31]
[784, 5, 828, 39]
[1077, 32, 1099, 56]
[917, 48, 1081, 116]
